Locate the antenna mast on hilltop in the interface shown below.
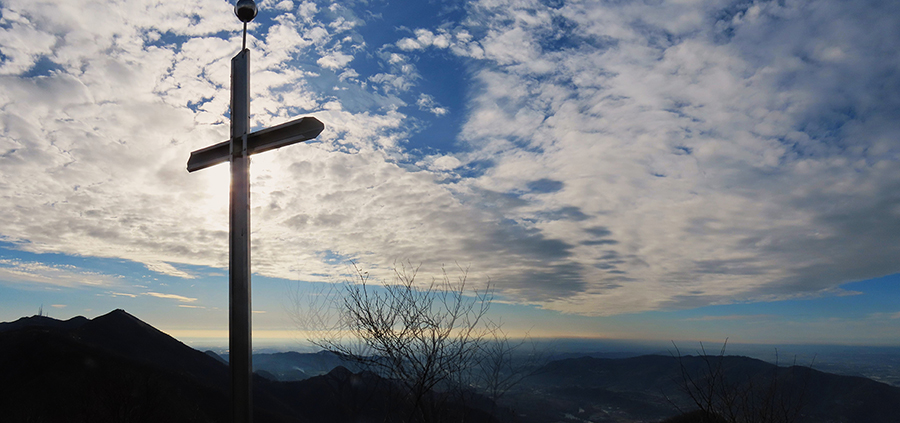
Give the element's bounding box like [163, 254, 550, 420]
[186, 1, 324, 421]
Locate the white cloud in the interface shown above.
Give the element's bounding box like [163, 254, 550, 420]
[869, 311, 900, 320]
[296, 1, 317, 22]
[430, 155, 462, 171]
[1, 0, 898, 320]
[397, 37, 423, 51]
[0, 259, 116, 288]
[416, 94, 448, 116]
[144, 262, 195, 279]
[0, 0, 396, 284]
[396, 29, 452, 51]
[437, 0, 900, 314]
[684, 314, 774, 322]
[273, 0, 294, 12]
[369, 72, 415, 92]
[0, 21, 56, 75]
[316, 51, 353, 70]
[144, 292, 197, 303]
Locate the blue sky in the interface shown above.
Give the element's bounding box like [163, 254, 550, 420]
[1, 0, 899, 347]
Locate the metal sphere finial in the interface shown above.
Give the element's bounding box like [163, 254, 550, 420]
[235, 0, 258, 23]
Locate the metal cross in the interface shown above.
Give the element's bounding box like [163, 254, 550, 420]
[186, 2, 324, 422]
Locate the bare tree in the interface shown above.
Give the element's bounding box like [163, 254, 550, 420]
[475, 324, 543, 403]
[668, 340, 812, 423]
[293, 262, 535, 423]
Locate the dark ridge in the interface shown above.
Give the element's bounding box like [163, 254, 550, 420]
[0, 309, 302, 422]
[269, 365, 505, 423]
[242, 350, 350, 381]
[256, 369, 279, 381]
[0, 314, 88, 333]
[0, 318, 233, 422]
[516, 354, 900, 423]
[326, 365, 352, 380]
[0, 310, 503, 423]
[75, 309, 226, 384]
[2, 310, 897, 423]
[205, 349, 228, 364]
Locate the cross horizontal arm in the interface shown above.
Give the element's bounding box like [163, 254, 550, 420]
[187, 116, 324, 172]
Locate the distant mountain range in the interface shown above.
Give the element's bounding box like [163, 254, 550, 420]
[507, 354, 900, 423]
[214, 350, 354, 382]
[1, 310, 898, 422]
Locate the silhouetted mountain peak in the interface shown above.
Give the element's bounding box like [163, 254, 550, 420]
[70, 309, 231, 385]
[100, 308, 135, 319]
[77, 309, 183, 355]
[84, 308, 161, 335]
[326, 365, 353, 380]
[0, 310, 240, 422]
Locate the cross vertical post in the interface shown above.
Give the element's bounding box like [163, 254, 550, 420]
[186, 2, 323, 422]
[230, 47, 252, 423]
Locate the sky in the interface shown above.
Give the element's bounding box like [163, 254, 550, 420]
[1, 0, 899, 348]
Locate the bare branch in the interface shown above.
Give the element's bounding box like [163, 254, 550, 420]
[292, 263, 530, 423]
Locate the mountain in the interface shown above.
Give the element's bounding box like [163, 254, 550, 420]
[0, 309, 301, 423]
[75, 309, 229, 385]
[222, 350, 354, 381]
[3, 311, 899, 423]
[0, 310, 502, 423]
[0, 314, 88, 332]
[204, 349, 228, 364]
[503, 355, 900, 423]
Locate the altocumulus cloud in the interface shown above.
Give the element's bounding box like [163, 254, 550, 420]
[144, 292, 198, 303]
[0, 0, 898, 317]
[0, 258, 118, 288]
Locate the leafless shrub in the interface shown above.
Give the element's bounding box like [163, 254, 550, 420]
[292, 262, 537, 423]
[669, 339, 812, 423]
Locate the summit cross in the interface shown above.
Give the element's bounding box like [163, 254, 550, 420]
[186, 1, 324, 422]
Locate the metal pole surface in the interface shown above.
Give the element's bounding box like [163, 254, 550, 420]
[230, 48, 252, 423]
